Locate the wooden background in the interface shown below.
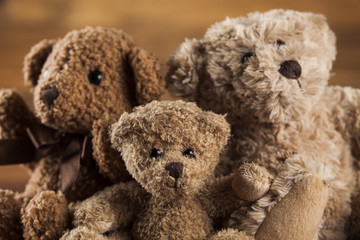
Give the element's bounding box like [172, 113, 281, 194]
[0, 0, 359, 191]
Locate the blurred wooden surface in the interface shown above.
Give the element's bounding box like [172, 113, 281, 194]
[1, 0, 359, 192]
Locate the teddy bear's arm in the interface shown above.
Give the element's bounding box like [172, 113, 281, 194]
[73, 181, 145, 234]
[0, 189, 23, 239]
[324, 86, 360, 144]
[255, 175, 327, 240]
[201, 163, 272, 219]
[0, 89, 36, 139]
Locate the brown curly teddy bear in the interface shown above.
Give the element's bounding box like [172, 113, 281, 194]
[0, 26, 163, 240]
[60, 100, 277, 240]
[166, 9, 360, 239]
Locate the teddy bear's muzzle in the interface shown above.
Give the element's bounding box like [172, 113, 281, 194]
[41, 88, 59, 106]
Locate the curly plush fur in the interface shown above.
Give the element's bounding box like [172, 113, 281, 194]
[0, 26, 163, 240]
[166, 9, 360, 239]
[61, 100, 274, 240]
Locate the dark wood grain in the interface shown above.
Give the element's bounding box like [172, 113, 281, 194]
[0, 0, 359, 191]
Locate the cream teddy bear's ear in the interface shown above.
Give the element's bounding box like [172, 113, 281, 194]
[23, 39, 57, 90]
[166, 38, 204, 101]
[302, 12, 337, 69]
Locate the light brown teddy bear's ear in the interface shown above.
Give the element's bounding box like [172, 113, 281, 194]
[109, 112, 132, 153]
[128, 47, 164, 105]
[197, 110, 231, 150]
[23, 39, 57, 90]
[165, 38, 204, 101]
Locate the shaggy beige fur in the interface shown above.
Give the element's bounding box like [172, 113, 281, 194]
[0, 26, 163, 240]
[61, 100, 274, 240]
[166, 9, 360, 239]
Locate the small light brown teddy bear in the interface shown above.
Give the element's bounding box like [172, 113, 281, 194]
[0, 26, 163, 240]
[166, 9, 360, 239]
[60, 100, 274, 240]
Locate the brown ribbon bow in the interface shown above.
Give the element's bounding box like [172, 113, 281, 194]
[0, 123, 92, 193]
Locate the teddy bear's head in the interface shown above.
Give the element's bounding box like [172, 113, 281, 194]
[166, 10, 336, 123]
[110, 100, 230, 198]
[23, 26, 163, 134]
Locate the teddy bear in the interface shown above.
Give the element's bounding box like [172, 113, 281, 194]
[166, 9, 360, 239]
[0, 26, 164, 240]
[59, 100, 278, 240]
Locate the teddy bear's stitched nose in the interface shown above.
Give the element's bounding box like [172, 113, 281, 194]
[165, 162, 183, 179]
[279, 60, 302, 80]
[41, 88, 59, 106]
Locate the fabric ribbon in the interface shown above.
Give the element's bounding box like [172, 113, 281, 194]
[0, 123, 92, 193]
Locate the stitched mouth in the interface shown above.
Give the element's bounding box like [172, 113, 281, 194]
[166, 179, 185, 189]
[293, 78, 302, 88]
[278, 75, 302, 89]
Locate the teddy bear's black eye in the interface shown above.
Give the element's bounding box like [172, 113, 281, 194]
[276, 40, 286, 47]
[183, 148, 195, 159]
[149, 148, 163, 158]
[88, 70, 103, 85]
[241, 52, 254, 64]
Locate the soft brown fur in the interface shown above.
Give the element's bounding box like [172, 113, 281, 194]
[61, 100, 274, 240]
[166, 9, 360, 239]
[0, 26, 163, 240]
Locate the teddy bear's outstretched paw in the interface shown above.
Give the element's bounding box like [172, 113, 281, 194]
[22, 191, 69, 240]
[0, 189, 23, 240]
[208, 229, 254, 240]
[255, 175, 327, 240]
[232, 163, 273, 202]
[0, 89, 35, 139]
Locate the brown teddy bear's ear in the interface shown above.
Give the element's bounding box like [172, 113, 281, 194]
[165, 38, 204, 101]
[128, 47, 164, 105]
[23, 39, 57, 89]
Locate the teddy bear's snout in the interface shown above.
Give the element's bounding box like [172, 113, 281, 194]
[278, 60, 302, 80]
[165, 162, 183, 179]
[41, 88, 59, 106]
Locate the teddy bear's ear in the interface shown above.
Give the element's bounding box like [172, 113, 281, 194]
[198, 111, 231, 150]
[302, 12, 337, 67]
[304, 12, 327, 28]
[23, 39, 57, 89]
[165, 38, 204, 101]
[127, 47, 164, 105]
[109, 112, 132, 152]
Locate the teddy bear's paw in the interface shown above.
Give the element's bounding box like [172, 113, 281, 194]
[0, 189, 23, 240]
[232, 163, 273, 202]
[73, 201, 116, 233]
[0, 89, 34, 138]
[60, 226, 109, 240]
[22, 191, 69, 240]
[104, 230, 131, 240]
[60, 227, 130, 240]
[254, 175, 327, 240]
[208, 229, 254, 240]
